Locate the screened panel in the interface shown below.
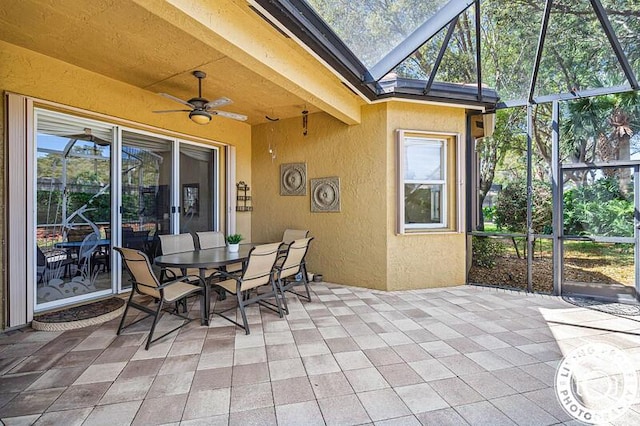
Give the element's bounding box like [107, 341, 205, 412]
[434, 6, 477, 86]
[601, 0, 640, 83]
[535, 0, 627, 97]
[480, 0, 541, 101]
[394, 29, 447, 80]
[304, 0, 451, 68]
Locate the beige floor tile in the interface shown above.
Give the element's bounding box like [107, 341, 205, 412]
[275, 400, 324, 426]
[357, 388, 411, 421]
[182, 388, 231, 420]
[395, 383, 449, 414]
[83, 401, 141, 426]
[318, 394, 370, 426]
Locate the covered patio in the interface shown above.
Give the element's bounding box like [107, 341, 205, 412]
[2, 0, 640, 424]
[1, 284, 639, 424]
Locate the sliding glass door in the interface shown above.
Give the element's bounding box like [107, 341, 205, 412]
[34, 109, 221, 311]
[179, 143, 218, 233]
[35, 111, 114, 310]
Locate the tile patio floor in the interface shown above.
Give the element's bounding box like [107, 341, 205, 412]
[1, 283, 640, 425]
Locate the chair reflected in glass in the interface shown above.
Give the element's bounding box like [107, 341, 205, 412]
[114, 247, 204, 350]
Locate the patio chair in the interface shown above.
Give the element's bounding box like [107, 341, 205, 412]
[211, 242, 284, 334]
[158, 233, 199, 280]
[114, 247, 204, 350]
[275, 237, 313, 314]
[196, 231, 243, 274]
[282, 229, 309, 244]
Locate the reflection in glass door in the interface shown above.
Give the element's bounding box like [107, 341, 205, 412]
[120, 131, 173, 288]
[561, 166, 638, 301]
[35, 111, 113, 310]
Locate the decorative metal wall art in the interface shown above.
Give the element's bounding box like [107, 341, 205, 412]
[311, 177, 341, 212]
[280, 163, 307, 196]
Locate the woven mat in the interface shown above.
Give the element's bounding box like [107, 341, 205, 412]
[32, 297, 125, 331]
[562, 295, 640, 316]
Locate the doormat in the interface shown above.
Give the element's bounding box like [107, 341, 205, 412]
[562, 295, 640, 316]
[32, 297, 125, 331]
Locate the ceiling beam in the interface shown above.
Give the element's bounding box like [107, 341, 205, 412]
[132, 0, 362, 125]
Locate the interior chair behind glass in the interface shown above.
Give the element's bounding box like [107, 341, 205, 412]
[275, 237, 313, 314]
[212, 242, 283, 334]
[114, 247, 204, 350]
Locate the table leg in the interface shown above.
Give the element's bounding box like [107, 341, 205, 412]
[200, 268, 209, 326]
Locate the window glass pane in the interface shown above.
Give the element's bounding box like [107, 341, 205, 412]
[305, 0, 451, 68]
[405, 183, 444, 225]
[405, 140, 443, 180]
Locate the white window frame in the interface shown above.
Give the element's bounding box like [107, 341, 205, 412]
[397, 130, 459, 234]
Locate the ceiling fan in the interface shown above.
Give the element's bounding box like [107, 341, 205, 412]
[153, 70, 248, 125]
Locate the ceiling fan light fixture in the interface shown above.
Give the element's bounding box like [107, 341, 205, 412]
[189, 110, 212, 125]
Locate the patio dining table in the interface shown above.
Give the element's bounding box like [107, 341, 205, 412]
[154, 244, 255, 326]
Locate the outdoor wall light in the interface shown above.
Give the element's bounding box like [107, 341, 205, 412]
[189, 110, 212, 125]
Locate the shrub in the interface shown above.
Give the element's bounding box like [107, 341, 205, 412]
[494, 179, 552, 234]
[472, 236, 506, 268]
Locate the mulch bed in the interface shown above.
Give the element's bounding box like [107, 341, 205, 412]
[468, 254, 634, 294]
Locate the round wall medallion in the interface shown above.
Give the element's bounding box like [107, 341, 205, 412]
[280, 163, 307, 196]
[311, 177, 341, 212]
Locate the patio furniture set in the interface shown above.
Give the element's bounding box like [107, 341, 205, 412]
[116, 229, 314, 349]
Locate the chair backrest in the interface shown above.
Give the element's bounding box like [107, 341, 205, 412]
[196, 231, 226, 249]
[159, 233, 195, 255]
[240, 242, 282, 291]
[114, 247, 160, 298]
[279, 237, 313, 279]
[282, 229, 309, 244]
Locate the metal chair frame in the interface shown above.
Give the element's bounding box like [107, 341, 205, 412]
[275, 237, 313, 314]
[115, 247, 204, 350]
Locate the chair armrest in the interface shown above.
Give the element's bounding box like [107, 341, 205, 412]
[156, 274, 205, 290]
[214, 269, 242, 282]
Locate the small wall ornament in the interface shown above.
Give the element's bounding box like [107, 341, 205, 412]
[311, 177, 341, 212]
[280, 163, 307, 196]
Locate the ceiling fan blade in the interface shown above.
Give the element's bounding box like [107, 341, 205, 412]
[158, 93, 195, 108]
[204, 97, 232, 109]
[212, 110, 248, 121]
[152, 109, 192, 113]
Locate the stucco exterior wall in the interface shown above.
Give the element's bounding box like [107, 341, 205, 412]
[0, 41, 252, 327]
[251, 105, 388, 290]
[385, 102, 467, 290]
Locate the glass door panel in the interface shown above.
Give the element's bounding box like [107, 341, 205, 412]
[121, 131, 173, 287]
[35, 112, 113, 309]
[179, 144, 217, 233]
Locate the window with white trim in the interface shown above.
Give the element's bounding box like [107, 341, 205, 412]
[398, 131, 455, 233]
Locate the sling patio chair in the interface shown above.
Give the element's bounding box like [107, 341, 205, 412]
[282, 228, 309, 244]
[158, 233, 199, 281]
[196, 231, 244, 274]
[114, 247, 204, 350]
[211, 242, 284, 334]
[274, 237, 313, 314]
